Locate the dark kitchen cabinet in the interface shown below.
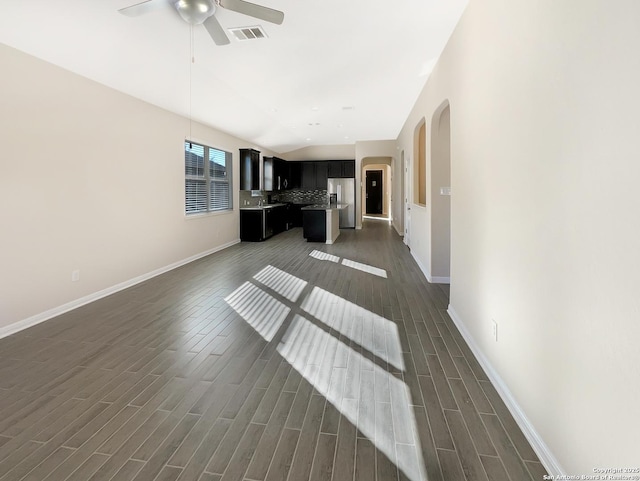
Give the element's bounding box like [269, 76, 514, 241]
[263, 156, 274, 191]
[288, 162, 302, 189]
[262, 157, 277, 190]
[264, 208, 274, 239]
[315, 162, 328, 188]
[290, 203, 310, 227]
[273, 157, 289, 190]
[327, 161, 341, 177]
[240, 148, 260, 190]
[301, 161, 328, 190]
[240, 205, 290, 242]
[271, 204, 288, 233]
[342, 160, 355, 178]
[240, 209, 265, 241]
[265, 157, 295, 191]
[301, 162, 315, 190]
[327, 160, 355, 178]
[303, 210, 326, 242]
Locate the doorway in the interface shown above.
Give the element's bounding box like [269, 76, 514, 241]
[365, 170, 383, 215]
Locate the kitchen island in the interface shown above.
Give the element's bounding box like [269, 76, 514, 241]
[301, 204, 348, 244]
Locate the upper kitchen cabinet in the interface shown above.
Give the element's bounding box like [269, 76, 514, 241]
[263, 156, 275, 191]
[274, 157, 289, 190]
[288, 162, 302, 189]
[342, 160, 355, 178]
[327, 160, 355, 178]
[240, 148, 260, 190]
[301, 162, 314, 190]
[315, 161, 328, 188]
[264, 157, 291, 191]
[301, 161, 328, 190]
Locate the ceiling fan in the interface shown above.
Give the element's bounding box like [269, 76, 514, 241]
[118, 0, 284, 46]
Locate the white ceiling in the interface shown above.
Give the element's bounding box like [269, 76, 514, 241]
[0, 0, 467, 154]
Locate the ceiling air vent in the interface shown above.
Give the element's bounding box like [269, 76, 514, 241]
[229, 26, 268, 41]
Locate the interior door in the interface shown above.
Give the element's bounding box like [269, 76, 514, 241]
[365, 170, 383, 214]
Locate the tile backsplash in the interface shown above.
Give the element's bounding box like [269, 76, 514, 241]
[240, 189, 328, 206]
[278, 189, 328, 204]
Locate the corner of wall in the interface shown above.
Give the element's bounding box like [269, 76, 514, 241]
[410, 249, 433, 283]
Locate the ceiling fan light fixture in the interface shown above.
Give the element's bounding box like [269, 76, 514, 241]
[174, 0, 215, 25]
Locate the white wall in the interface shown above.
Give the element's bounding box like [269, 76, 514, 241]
[430, 104, 451, 281]
[396, 0, 640, 473]
[0, 44, 275, 331]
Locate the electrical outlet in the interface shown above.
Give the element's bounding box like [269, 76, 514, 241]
[491, 319, 498, 342]
[71, 270, 80, 282]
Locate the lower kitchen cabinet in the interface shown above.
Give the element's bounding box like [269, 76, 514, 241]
[289, 203, 311, 227]
[240, 205, 291, 242]
[302, 210, 326, 242]
[240, 210, 266, 241]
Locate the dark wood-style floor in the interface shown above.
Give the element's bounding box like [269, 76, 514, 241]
[0, 220, 547, 481]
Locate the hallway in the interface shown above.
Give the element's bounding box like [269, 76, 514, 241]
[0, 222, 546, 481]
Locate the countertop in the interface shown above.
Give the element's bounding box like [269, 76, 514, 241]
[240, 203, 288, 211]
[300, 203, 348, 211]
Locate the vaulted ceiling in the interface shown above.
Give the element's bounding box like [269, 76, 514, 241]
[0, 0, 467, 153]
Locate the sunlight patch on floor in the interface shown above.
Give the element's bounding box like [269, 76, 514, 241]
[308, 250, 388, 278]
[225, 264, 426, 481]
[309, 250, 340, 263]
[277, 315, 426, 481]
[253, 265, 308, 303]
[224, 281, 290, 342]
[341, 258, 388, 278]
[300, 286, 404, 372]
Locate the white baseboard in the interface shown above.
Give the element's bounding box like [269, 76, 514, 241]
[411, 250, 430, 281]
[410, 250, 450, 284]
[0, 239, 241, 341]
[431, 276, 450, 284]
[447, 305, 565, 476]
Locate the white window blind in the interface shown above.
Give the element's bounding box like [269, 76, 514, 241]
[185, 141, 232, 214]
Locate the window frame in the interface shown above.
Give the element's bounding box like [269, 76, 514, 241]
[184, 140, 233, 215]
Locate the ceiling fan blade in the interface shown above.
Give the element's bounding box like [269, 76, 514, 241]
[118, 0, 166, 17]
[219, 0, 284, 25]
[203, 15, 231, 45]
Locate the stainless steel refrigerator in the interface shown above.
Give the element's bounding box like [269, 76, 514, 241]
[328, 178, 355, 228]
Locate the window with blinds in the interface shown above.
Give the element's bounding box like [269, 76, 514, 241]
[185, 141, 232, 214]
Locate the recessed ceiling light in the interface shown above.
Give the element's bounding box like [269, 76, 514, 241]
[342, 106, 355, 111]
[306, 138, 312, 141]
[311, 107, 319, 111]
[338, 124, 344, 128]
